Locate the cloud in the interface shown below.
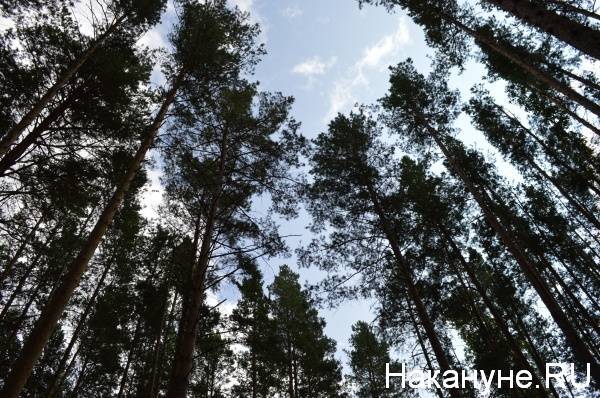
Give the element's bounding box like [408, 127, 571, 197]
[292, 56, 337, 77]
[281, 5, 303, 19]
[324, 19, 410, 122]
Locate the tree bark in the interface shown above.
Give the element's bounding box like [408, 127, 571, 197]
[0, 16, 125, 157]
[0, 71, 185, 398]
[528, 159, 600, 231]
[529, 84, 600, 138]
[426, 126, 599, 383]
[485, 0, 600, 60]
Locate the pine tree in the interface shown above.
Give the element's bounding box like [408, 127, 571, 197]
[347, 321, 394, 398]
[381, 58, 599, 382]
[230, 266, 279, 398]
[269, 265, 345, 398]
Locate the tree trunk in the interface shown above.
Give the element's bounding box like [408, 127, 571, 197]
[0, 215, 43, 286]
[116, 316, 142, 398]
[365, 184, 462, 398]
[150, 291, 179, 398]
[529, 84, 600, 137]
[453, 18, 600, 118]
[426, 126, 599, 382]
[287, 339, 295, 398]
[440, 228, 550, 397]
[46, 257, 114, 398]
[0, 91, 78, 176]
[142, 297, 169, 397]
[528, 159, 600, 231]
[497, 106, 600, 196]
[69, 354, 89, 398]
[544, 0, 600, 21]
[405, 296, 445, 398]
[485, 0, 600, 60]
[0, 251, 43, 321]
[0, 16, 125, 157]
[557, 67, 600, 92]
[166, 124, 229, 398]
[0, 70, 185, 398]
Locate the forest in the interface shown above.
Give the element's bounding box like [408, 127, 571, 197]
[0, 0, 598, 397]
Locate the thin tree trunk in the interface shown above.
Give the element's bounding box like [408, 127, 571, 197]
[528, 159, 600, 231]
[0, 251, 44, 321]
[287, 339, 295, 398]
[142, 288, 171, 397]
[365, 183, 462, 398]
[545, 0, 600, 21]
[54, 344, 82, 395]
[0, 92, 78, 176]
[166, 124, 229, 398]
[453, 17, 600, 118]
[497, 106, 600, 196]
[557, 67, 600, 92]
[513, 195, 600, 308]
[46, 257, 114, 398]
[5, 264, 53, 344]
[68, 354, 89, 398]
[0, 216, 43, 286]
[426, 127, 599, 382]
[405, 296, 445, 398]
[440, 228, 550, 397]
[485, 0, 600, 60]
[529, 84, 600, 137]
[0, 16, 125, 157]
[150, 291, 179, 398]
[116, 316, 143, 398]
[0, 70, 185, 398]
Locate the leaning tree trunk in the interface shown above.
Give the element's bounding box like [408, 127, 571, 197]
[366, 184, 462, 398]
[440, 228, 551, 397]
[165, 211, 217, 398]
[46, 257, 114, 398]
[0, 16, 126, 157]
[544, 0, 600, 22]
[116, 317, 143, 398]
[166, 125, 229, 398]
[528, 84, 600, 138]
[485, 0, 600, 60]
[451, 17, 600, 119]
[405, 295, 446, 398]
[425, 125, 600, 383]
[0, 91, 78, 176]
[0, 70, 185, 398]
[0, 216, 43, 286]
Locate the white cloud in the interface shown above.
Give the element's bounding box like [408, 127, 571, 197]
[292, 56, 337, 77]
[282, 5, 303, 19]
[324, 18, 410, 122]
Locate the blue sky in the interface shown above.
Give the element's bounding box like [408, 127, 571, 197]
[138, 0, 515, 369]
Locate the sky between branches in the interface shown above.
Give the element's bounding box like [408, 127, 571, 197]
[135, 0, 524, 368]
